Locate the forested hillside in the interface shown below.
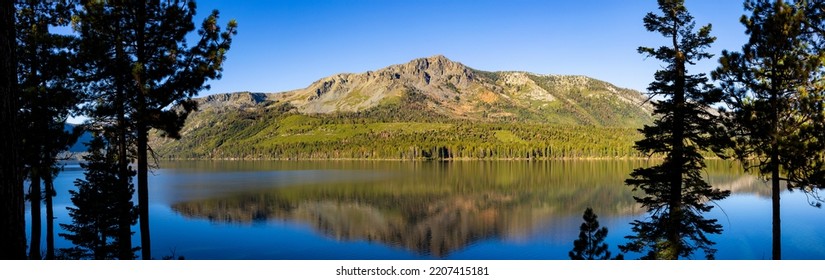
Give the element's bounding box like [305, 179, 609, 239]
[151, 56, 652, 160]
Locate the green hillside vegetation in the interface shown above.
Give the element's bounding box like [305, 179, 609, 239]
[151, 56, 655, 160]
[505, 74, 652, 127]
[152, 96, 643, 160]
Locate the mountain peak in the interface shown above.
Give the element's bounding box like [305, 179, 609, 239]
[404, 54, 454, 65]
[424, 54, 452, 64]
[395, 55, 469, 77]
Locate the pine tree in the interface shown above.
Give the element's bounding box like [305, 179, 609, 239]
[15, 0, 81, 260]
[712, 0, 825, 260]
[569, 208, 616, 260]
[73, 1, 135, 259]
[59, 134, 137, 260]
[0, 0, 28, 260]
[801, 0, 825, 192]
[74, 0, 236, 259]
[621, 0, 730, 260]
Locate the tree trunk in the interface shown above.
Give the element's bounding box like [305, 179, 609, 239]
[0, 0, 28, 260]
[771, 154, 781, 260]
[116, 94, 132, 260]
[769, 69, 781, 260]
[112, 15, 134, 259]
[29, 172, 41, 260]
[44, 172, 55, 260]
[137, 123, 150, 260]
[666, 39, 687, 261]
[135, 5, 151, 260]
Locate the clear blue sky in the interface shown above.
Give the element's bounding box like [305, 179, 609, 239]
[195, 0, 750, 95]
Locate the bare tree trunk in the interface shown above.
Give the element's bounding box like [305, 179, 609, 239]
[29, 172, 41, 260]
[114, 22, 133, 259]
[115, 94, 133, 260]
[770, 73, 781, 260]
[137, 124, 150, 260]
[44, 172, 55, 260]
[116, 87, 133, 260]
[135, 5, 151, 260]
[771, 156, 781, 260]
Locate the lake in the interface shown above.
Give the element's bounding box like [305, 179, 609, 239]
[27, 160, 825, 259]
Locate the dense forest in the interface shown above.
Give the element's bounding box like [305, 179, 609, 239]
[152, 102, 645, 160]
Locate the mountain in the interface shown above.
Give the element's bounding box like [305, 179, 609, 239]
[151, 55, 652, 159]
[199, 55, 652, 126]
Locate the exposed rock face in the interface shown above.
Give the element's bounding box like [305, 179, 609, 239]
[500, 72, 555, 102]
[277, 55, 483, 114]
[194, 55, 653, 126]
[198, 92, 269, 110]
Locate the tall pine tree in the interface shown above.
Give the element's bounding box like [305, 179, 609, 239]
[713, 0, 825, 260]
[15, 0, 81, 260]
[621, 0, 730, 260]
[74, 1, 136, 260]
[74, 0, 236, 259]
[59, 134, 137, 260]
[0, 0, 27, 260]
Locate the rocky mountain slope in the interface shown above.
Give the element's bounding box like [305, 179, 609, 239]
[198, 55, 652, 126]
[151, 56, 652, 159]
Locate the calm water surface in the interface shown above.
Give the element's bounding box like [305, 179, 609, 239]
[27, 160, 825, 259]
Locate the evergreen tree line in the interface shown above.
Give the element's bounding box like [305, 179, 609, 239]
[570, 0, 825, 260]
[156, 109, 645, 160]
[0, 0, 235, 260]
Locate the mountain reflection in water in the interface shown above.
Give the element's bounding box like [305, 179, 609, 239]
[169, 160, 767, 257]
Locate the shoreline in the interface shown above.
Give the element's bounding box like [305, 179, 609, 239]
[151, 156, 732, 162]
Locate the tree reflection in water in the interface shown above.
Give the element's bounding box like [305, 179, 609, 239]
[169, 160, 763, 257]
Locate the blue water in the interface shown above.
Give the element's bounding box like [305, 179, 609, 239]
[24, 160, 825, 259]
